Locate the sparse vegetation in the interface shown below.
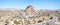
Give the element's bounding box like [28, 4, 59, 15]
[37, 20, 42, 23]
[46, 23, 50, 25]
[50, 17, 53, 19]
[0, 6, 60, 25]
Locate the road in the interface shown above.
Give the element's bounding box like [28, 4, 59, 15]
[32, 16, 58, 25]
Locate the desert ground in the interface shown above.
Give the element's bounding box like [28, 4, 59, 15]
[0, 5, 60, 25]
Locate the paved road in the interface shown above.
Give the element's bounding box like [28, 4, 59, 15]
[48, 16, 58, 25]
[49, 16, 60, 25]
[32, 16, 58, 25]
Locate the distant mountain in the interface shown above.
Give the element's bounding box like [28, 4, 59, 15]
[54, 9, 60, 13]
[55, 9, 60, 11]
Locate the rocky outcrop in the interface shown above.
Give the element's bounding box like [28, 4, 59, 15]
[24, 5, 39, 17]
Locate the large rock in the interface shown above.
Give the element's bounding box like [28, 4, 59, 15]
[24, 5, 39, 17]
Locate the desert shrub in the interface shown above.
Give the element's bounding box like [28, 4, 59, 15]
[50, 17, 53, 19]
[37, 20, 42, 23]
[46, 23, 50, 25]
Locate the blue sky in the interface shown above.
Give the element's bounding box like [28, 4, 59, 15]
[0, 0, 60, 10]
